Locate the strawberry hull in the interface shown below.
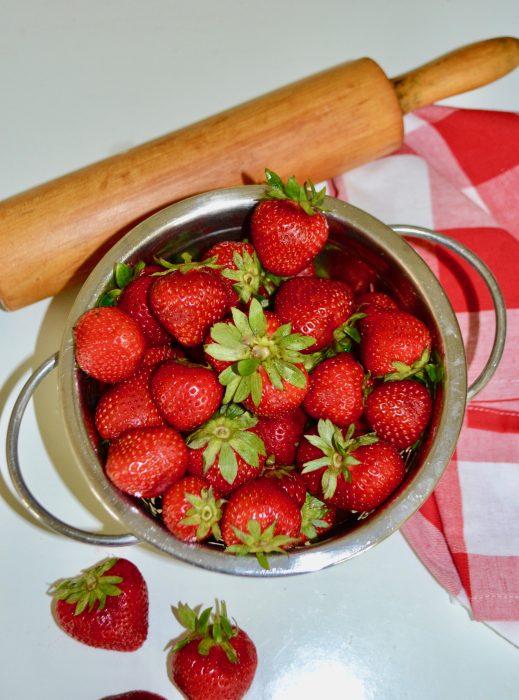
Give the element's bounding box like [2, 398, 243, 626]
[46, 185, 499, 576]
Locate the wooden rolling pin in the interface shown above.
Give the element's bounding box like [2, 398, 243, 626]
[1, 36, 518, 311]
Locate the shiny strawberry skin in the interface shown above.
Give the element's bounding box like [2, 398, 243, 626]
[53, 558, 148, 652]
[187, 443, 264, 496]
[359, 309, 432, 376]
[242, 364, 309, 418]
[162, 475, 221, 543]
[74, 307, 145, 383]
[117, 273, 171, 346]
[140, 343, 185, 367]
[94, 365, 165, 440]
[202, 240, 256, 306]
[251, 199, 328, 276]
[303, 353, 365, 427]
[365, 379, 432, 449]
[274, 276, 354, 352]
[149, 269, 228, 346]
[221, 478, 301, 546]
[263, 467, 307, 507]
[254, 408, 307, 466]
[150, 361, 223, 432]
[105, 426, 187, 498]
[171, 627, 258, 700]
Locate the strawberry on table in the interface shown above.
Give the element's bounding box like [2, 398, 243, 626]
[204, 298, 314, 418]
[170, 600, 258, 700]
[148, 253, 228, 347]
[150, 360, 223, 432]
[74, 306, 145, 383]
[105, 425, 188, 498]
[50, 557, 148, 651]
[365, 378, 433, 449]
[274, 276, 354, 353]
[251, 169, 329, 276]
[303, 353, 365, 427]
[221, 477, 301, 569]
[162, 475, 224, 543]
[186, 404, 266, 495]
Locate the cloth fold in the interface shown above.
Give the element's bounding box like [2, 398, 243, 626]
[328, 105, 519, 646]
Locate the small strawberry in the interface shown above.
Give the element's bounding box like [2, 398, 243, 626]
[274, 276, 354, 353]
[186, 405, 266, 495]
[94, 365, 165, 440]
[170, 600, 258, 700]
[359, 309, 432, 378]
[100, 693, 166, 700]
[162, 476, 224, 543]
[297, 493, 338, 544]
[50, 558, 148, 651]
[150, 360, 223, 432]
[117, 272, 172, 346]
[364, 378, 433, 449]
[74, 306, 145, 383]
[221, 477, 301, 569]
[254, 408, 307, 466]
[202, 240, 276, 306]
[251, 169, 329, 276]
[263, 465, 307, 507]
[303, 352, 365, 427]
[105, 426, 188, 498]
[149, 254, 228, 346]
[315, 245, 378, 295]
[298, 420, 405, 512]
[204, 298, 314, 418]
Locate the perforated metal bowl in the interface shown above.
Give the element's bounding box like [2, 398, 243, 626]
[7, 186, 506, 576]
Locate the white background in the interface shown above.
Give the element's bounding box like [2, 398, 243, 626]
[1, 2, 518, 698]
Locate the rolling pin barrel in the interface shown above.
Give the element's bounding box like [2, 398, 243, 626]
[0, 37, 518, 311]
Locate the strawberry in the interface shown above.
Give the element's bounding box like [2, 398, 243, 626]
[356, 290, 399, 315]
[140, 342, 185, 367]
[221, 477, 301, 569]
[297, 420, 405, 512]
[105, 426, 187, 497]
[100, 693, 166, 700]
[202, 239, 276, 306]
[186, 405, 266, 495]
[315, 245, 378, 295]
[365, 378, 433, 449]
[263, 465, 307, 507]
[274, 276, 354, 353]
[254, 407, 307, 466]
[171, 600, 257, 700]
[50, 558, 148, 651]
[94, 365, 165, 440]
[162, 476, 224, 543]
[148, 254, 228, 346]
[303, 353, 365, 427]
[359, 309, 432, 378]
[74, 306, 145, 383]
[251, 169, 329, 276]
[150, 360, 223, 432]
[204, 298, 313, 418]
[296, 493, 338, 544]
[116, 273, 172, 346]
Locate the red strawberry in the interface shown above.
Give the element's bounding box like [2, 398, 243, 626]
[94, 365, 165, 440]
[251, 169, 329, 276]
[150, 360, 223, 432]
[254, 408, 307, 466]
[171, 601, 257, 700]
[50, 558, 148, 651]
[105, 426, 187, 497]
[74, 306, 145, 383]
[149, 255, 228, 346]
[263, 465, 307, 507]
[274, 276, 354, 352]
[359, 309, 432, 377]
[356, 290, 399, 315]
[365, 379, 432, 449]
[316, 246, 378, 295]
[162, 475, 224, 543]
[297, 420, 405, 512]
[296, 493, 338, 544]
[117, 273, 171, 346]
[303, 353, 365, 427]
[140, 342, 185, 367]
[205, 299, 313, 418]
[100, 693, 166, 700]
[186, 405, 266, 495]
[221, 477, 301, 568]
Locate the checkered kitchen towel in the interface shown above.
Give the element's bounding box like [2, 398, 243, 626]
[328, 106, 519, 646]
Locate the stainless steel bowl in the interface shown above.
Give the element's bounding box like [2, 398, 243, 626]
[7, 186, 506, 576]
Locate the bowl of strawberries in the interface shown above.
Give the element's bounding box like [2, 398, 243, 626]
[10, 170, 505, 575]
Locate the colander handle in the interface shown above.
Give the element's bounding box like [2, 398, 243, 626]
[390, 224, 506, 401]
[6, 353, 139, 546]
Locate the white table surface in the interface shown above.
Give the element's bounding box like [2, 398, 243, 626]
[1, 2, 518, 698]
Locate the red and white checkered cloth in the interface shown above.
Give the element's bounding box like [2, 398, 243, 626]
[328, 105, 519, 646]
